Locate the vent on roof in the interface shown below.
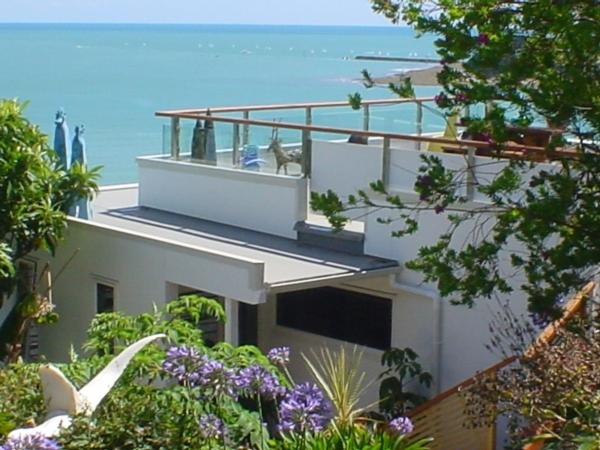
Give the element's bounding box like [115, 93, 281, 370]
[294, 221, 364, 255]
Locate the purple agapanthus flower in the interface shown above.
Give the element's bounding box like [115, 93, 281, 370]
[0, 434, 61, 450]
[236, 364, 285, 400]
[198, 414, 226, 440]
[389, 416, 414, 435]
[278, 383, 331, 434]
[267, 346, 290, 366]
[195, 357, 238, 398]
[162, 345, 203, 385]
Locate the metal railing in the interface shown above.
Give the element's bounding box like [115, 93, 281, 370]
[157, 97, 440, 169]
[154, 98, 574, 196]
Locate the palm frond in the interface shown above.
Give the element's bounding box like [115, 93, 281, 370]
[302, 345, 377, 427]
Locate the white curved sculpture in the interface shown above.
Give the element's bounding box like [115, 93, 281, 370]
[8, 334, 166, 439]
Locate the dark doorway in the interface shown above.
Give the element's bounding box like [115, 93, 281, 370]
[238, 303, 258, 346]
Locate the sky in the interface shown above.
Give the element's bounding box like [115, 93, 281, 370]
[0, 0, 392, 26]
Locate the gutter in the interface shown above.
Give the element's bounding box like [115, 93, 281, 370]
[388, 274, 443, 395]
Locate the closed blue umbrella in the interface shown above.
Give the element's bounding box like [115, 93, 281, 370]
[203, 109, 217, 165]
[53, 109, 71, 169]
[69, 125, 92, 219]
[190, 119, 206, 160]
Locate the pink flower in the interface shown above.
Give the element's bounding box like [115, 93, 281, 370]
[477, 33, 490, 45]
[454, 92, 469, 103]
[434, 92, 449, 107]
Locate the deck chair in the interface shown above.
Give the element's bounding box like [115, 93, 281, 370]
[241, 144, 266, 171]
[427, 113, 459, 153]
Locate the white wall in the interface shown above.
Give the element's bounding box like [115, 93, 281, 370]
[311, 140, 383, 199]
[364, 204, 533, 389]
[388, 147, 466, 196]
[471, 156, 558, 203]
[36, 219, 266, 361]
[138, 156, 308, 239]
[257, 277, 435, 406]
[307, 138, 539, 392]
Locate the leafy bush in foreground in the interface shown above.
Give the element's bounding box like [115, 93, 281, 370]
[0, 296, 432, 450]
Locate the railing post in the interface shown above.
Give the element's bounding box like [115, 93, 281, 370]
[242, 111, 250, 146]
[302, 107, 313, 177]
[305, 107, 312, 126]
[416, 101, 423, 136]
[302, 129, 312, 178]
[232, 123, 240, 167]
[170, 117, 180, 159]
[382, 137, 391, 188]
[465, 146, 476, 200]
[363, 104, 370, 131]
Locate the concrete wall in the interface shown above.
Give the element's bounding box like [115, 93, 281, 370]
[138, 156, 308, 239]
[36, 219, 266, 361]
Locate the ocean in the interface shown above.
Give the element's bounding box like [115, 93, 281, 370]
[0, 23, 441, 184]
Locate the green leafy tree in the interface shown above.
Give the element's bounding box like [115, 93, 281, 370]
[378, 347, 432, 418]
[0, 99, 99, 360]
[313, 0, 600, 319]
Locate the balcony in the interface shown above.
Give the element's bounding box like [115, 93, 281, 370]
[141, 97, 566, 240]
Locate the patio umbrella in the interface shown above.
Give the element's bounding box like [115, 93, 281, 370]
[203, 109, 217, 165]
[190, 119, 206, 160]
[53, 109, 71, 169]
[69, 125, 92, 219]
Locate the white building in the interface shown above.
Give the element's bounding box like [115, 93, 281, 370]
[24, 97, 552, 403]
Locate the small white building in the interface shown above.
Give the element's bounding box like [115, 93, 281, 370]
[26, 98, 550, 403]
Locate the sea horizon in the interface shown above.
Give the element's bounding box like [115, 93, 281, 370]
[0, 22, 403, 29]
[0, 22, 441, 184]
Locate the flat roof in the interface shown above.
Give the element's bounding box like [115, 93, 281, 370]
[87, 185, 398, 292]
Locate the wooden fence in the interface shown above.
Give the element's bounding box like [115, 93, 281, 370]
[407, 282, 595, 450]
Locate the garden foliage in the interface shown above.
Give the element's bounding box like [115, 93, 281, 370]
[464, 314, 600, 449]
[0, 296, 432, 450]
[0, 100, 99, 360]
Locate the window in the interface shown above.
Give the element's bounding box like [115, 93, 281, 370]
[277, 287, 392, 350]
[96, 283, 115, 314]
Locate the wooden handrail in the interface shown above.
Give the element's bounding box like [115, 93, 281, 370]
[157, 112, 558, 154]
[408, 356, 517, 418]
[156, 97, 436, 116]
[526, 281, 594, 354]
[519, 281, 594, 450]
